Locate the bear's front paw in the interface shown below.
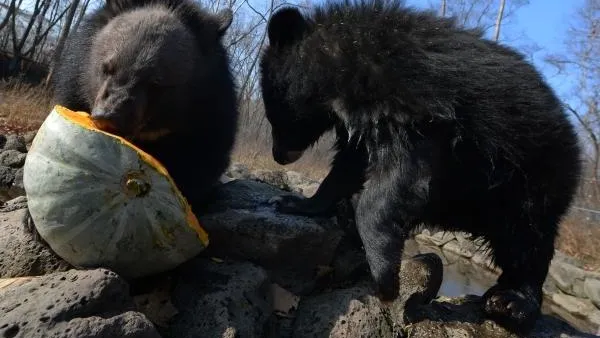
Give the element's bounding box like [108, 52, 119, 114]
[483, 285, 540, 334]
[267, 194, 325, 216]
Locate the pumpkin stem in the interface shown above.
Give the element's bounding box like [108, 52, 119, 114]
[125, 178, 151, 197]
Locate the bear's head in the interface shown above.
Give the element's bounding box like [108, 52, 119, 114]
[87, 2, 233, 141]
[260, 7, 335, 165]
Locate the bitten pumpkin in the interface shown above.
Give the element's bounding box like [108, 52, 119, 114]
[23, 105, 209, 279]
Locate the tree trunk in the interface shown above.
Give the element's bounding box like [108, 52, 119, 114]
[493, 0, 506, 42]
[0, 0, 17, 32]
[45, 0, 81, 86]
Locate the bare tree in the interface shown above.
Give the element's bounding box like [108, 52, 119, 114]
[45, 0, 81, 86]
[426, 0, 528, 40]
[493, 0, 506, 42]
[546, 0, 600, 203]
[0, 0, 17, 32]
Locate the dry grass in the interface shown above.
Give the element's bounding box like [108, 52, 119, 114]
[231, 137, 332, 181]
[556, 211, 600, 270]
[0, 80, 51, 133]
[2, 79, 599, 269]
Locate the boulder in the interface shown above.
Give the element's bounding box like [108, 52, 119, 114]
[0, 269, 161, 338]
[0, 197, 70, 278]
[162, 258, 272, 338]
[198, 180, 344, 273]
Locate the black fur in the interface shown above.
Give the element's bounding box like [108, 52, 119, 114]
[259, 0, 582, 334]
[51, 0, 238, 209]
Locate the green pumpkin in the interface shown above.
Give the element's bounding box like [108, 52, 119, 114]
[23, 105, 208, 279]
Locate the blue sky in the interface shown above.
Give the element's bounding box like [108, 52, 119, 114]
[404, 0, 585, 107]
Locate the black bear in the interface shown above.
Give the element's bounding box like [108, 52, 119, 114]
[259, 0, 582, 333]
[51, 0, 238, 209]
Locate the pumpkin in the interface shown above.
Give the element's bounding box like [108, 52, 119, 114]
[23, 105, 209, 279]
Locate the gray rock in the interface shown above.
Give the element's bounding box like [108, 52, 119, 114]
[199, 180, 344, 272]
[285, 171, 320, 188]
[23, 131, 37, 146]
[405, 295, 598, 338]
[2, 134, 27, 153]
[549, 261, 588, 297]
[291, 284, 400, 338]
[414, 233, 434, 245]
[0, 165, 16, 188]
[0, 165, 23, 203]
[251, 169, 291, 191]
[12, 167, 23, 193]
[290, 253, 443, 338]
[584, 278, 600, 309]
[164, 258, 272, 338]
[0, 268, 161, 338]
[397, 253, 444, 321]
[471, 251, 499, 272]
[225, 163, 252, 180]
[442, 239, 475, 259]
[429, 232, 456, 246]
[284, 171, 321, 196]
[0, 206, 71, 278]
[1, 196, 27, 212]
[0, 150, 26, 168]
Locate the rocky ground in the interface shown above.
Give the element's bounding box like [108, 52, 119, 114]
[0, 133, 598, 338]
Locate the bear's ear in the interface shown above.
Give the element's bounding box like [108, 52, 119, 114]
[215, 8, 233, 37]
[267, 7, 308, 48]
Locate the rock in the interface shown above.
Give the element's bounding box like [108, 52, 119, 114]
[429, 232, 456, 246]
[0, 165, 15, 186]
[285, 171, 320, 188]
[397, 253, 444, 321]
[405, 295, 598, 338]
[225, 163, 252, 180]
[163, 258, 272, 338]
[12, 167, 24, 193]
[551, 293, 597, 318]
[0, 269, 161, 338]
[0, 165, 23, 203]
[251, 169, 291, 191]
[0, 150, 26, 168]
[2, 134, 27, 153]
[290, 253, 443, 338]
[584, 278, 600, 309]
[549, 261, 588, 297]
[414, 233, 433, 245]
[1, 196, 27, 212]
[0, 204, 71, 278]
[471, 251, 499, 272]
[442, 239, 474, 259]
[22, 131, 37, 146]
[284, 171, 321, 197]
[225, 166, 322, 197]
[198, 180, 344, 272]
[291, 284, 400, 338]
[295, 183, 319, 197]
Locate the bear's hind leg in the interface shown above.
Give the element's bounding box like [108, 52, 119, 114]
[482, 214, 558, 334]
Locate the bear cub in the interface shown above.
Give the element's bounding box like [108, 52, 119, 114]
[51, 0, 239, 210]
[259, 0, 582, 334]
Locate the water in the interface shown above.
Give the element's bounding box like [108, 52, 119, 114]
[403, 239, 599, 335]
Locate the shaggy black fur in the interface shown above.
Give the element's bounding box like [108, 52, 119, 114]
[259, 0, 582, 334]
[51, 0, 238, 209]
